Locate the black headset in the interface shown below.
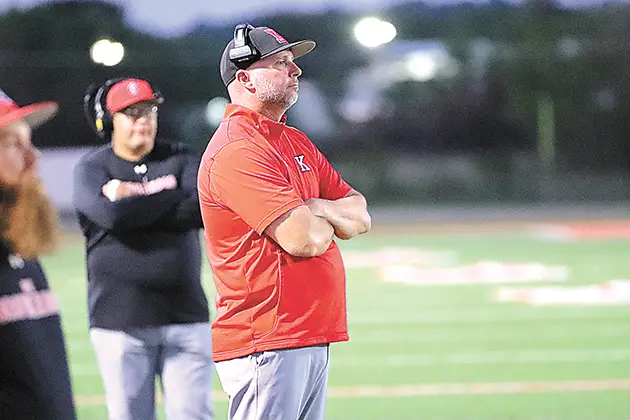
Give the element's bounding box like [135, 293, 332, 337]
[83, 77, 163, 139]
[228, 23, 259, 69]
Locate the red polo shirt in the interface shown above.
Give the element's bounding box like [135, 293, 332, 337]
[198, 104, 352, 362]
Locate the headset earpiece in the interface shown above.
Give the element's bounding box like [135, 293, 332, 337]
[229, 23, 258, 68]
[93, 84, 107, 134]
[92, 78, 121, 136]
[92, 77, 128, 135]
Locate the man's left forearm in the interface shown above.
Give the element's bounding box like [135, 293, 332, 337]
[306, 191, 371, 240]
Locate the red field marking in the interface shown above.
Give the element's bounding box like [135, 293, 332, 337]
[532, 221, 630, 240]
[73, 379, 630, 406]
[381, 261, 569, 286]
[495, 280, 630, 306]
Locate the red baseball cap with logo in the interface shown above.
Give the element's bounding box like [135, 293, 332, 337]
[105, 78, 163, 113]
[0, 88, 58, 129]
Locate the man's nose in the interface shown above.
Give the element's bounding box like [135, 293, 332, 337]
[290, 62, 302, 78]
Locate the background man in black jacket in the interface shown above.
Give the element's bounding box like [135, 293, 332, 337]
[0, 88, 77, 419]
[73, 78, 213, 420]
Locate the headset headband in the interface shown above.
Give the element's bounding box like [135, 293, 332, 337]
[229, 23, 258, 67]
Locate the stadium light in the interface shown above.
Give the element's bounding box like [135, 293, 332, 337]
[205, 97, 229, 127]
[90, 39, 125, 67]
[405, 52, 438, 82]
[354, 17, 397, 48]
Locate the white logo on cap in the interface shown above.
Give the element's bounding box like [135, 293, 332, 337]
[127, 82, 139, 96]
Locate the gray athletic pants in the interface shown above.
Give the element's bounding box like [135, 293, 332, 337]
[215, 344, 330, 420]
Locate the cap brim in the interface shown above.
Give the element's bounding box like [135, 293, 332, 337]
[261, 40, 316, 61]
[110, 96, 164, 114]
[0, 102, 58, 129]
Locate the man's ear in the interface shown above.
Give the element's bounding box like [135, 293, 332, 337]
[236, 70, 255, 91]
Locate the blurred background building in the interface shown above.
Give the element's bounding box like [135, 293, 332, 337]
[2, 0, 630, 216]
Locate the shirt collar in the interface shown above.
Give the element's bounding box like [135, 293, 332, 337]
[223, 104, 287, 137]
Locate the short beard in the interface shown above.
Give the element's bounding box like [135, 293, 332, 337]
[0, 175, 59, 259]
[255, 78, 298, 110]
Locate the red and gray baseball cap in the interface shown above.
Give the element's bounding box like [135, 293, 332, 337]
[220, 25, 316, 87]
[105, 78, 163, 113]
[0, 88, 58, 129]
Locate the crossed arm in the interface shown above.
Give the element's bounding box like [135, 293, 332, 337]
[209, 140, 371, 259]
[264, 189, 371, 258]
[305, 189, 371, 240]
[73, 162, 185, 231]
[100, 178, 202, 232]
[73, 152, 202, 232]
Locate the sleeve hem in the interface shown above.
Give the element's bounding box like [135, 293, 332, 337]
[254, 199, 304, 235]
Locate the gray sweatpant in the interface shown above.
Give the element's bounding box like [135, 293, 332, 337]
[215, 344, 330, 420]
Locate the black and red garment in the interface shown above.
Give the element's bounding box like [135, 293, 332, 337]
[0, 239, 77, 420]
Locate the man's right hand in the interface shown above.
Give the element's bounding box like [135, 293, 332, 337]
[102, 179, 134, 202]
[304, 191, 371, 240]
[264, 205, 334, 258]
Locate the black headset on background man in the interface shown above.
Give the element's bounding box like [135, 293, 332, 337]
[83, 77, 163, 140]
[229, 23, 259, 69]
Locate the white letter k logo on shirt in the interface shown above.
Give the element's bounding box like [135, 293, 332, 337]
[294, 155, 311, 172]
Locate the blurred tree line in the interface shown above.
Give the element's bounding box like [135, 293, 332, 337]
[1, 0, 630, 188]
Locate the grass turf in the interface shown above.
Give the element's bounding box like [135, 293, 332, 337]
[40, 223, 630, 419]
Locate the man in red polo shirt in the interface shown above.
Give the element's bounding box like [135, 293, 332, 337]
[198, 24, 371, 420]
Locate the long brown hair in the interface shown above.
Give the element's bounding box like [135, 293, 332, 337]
[0, 175, 59, 259]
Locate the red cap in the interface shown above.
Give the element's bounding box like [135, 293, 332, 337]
[0, 88, 58, 129]
[106, 78, 162, 113]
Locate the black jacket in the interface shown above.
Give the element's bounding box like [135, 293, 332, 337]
[73, 140, 209, 329]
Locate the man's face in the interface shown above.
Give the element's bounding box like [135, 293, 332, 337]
[0, 120, 37, 187]
[112, 101, 158, 155]
[248, 51, 302, 109]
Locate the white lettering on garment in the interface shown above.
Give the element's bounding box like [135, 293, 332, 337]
[0, 278, 60, 325]
[123, 174, 178, 196]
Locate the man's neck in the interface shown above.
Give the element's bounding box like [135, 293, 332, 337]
[237, 98, 285, 122]
[256, 103, 284, 122]
[111, 141, 151, 162]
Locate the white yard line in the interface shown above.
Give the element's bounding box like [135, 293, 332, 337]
[65, 324, 629, 348]
[73, 379, 630, 406]
[347, 311, 630, 325]
[64, 309, 627, 334]
[330, 348, 630, 367]
[350, 324, 629, 344]
[69, 348, 630, 376]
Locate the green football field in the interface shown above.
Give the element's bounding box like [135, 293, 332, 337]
[41, 220, 630, 420]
